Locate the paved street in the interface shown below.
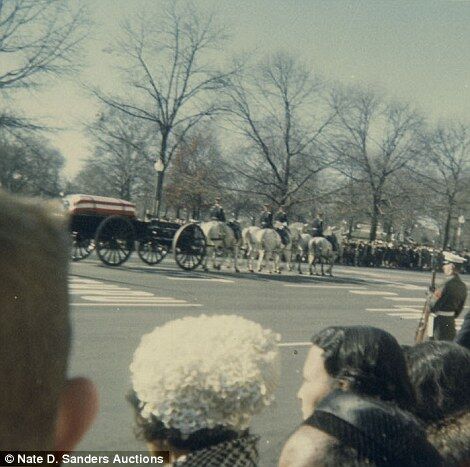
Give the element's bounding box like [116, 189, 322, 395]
[70, 257, 469, 466]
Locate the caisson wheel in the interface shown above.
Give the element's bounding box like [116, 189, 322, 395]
[137, 236, 169, 265]
[95, 216, 135, 266]
[71, 233, 94, 261]
[172, 223, 206, 270]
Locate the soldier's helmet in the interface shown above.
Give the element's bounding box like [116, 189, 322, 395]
[443, 252, 466, 265]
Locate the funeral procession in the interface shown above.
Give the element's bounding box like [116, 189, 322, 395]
[1, 1, 469, 466]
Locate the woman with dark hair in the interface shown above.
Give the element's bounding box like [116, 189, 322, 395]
[297, 326, 415, 420]
[128, 314, 281, 466]
[404, 341, 470, 466]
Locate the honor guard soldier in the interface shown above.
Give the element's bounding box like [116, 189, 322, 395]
[209, 197, 226, 222]
[260, 203, 273, 229]
[428, 252, 468, 341]
[274, 205, 290, 246]
[311, 212, 324, 237]
[227, 212, 242, 241]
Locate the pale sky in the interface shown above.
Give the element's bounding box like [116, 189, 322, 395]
[13, 0, 470, 177]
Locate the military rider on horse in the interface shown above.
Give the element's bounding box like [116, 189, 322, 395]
[210, 197, 241, 241]
[274, 205, 290, 246]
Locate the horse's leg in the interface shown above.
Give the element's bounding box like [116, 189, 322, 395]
[246, 245, 254, 272]
[297, 250, 302, 274]
[308, 252, 314, 275]
[276, 251, 281, 274]
[257, 249, 265, 272]
[321, 259, 325, 276]
[202, 247, 209, 271]
[329, 255, 334, 276]
[234, 244, 240, 273]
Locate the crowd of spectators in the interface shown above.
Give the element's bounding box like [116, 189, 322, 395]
[1, 189, 469, 466]
[341, 240, 470, 273]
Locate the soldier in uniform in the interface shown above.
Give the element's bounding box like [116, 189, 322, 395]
[227, 212, 242, 241]
[428, 252, 468, 341]
[260, 203, 273, 229]
[209, 197, 226, 222]
[274, 205, 290, 246]
[311, 212, 324, 237]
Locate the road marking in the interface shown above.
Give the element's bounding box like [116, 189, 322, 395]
[384, 297, 424, 302]
[384, 284, 423, 291]
[165, 277, 234, 283]
[71, 303, 203, 307]
[366, 307, 421, 312]
[349, 290, 398, 296]
[70, 290, 153, 296]
[70, 284, 129, 289]
[69, 276, 202, 307]
[283, 284, 367, 289]
[387, 313, 423, 318]
[278, 342, 311, 347]
[81, 296, 187, 303]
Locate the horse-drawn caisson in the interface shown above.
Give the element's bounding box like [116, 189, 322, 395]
[65, 194, 206, 270]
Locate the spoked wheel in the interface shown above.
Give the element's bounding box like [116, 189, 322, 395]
[173, 223, 207, 270]
[95, 216, 135, 266]
[137, 237, 169, 265]
[71, 233, 94, 261]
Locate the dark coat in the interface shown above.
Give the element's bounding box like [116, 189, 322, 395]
[274, 211, 288, 223]
[431, 274, 468, 317]
[210, 205, 226, 222]
[260, 211, 273, 229]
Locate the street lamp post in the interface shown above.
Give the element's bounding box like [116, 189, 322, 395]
[152, 159, 165, 219]
[457, 215, 465, 250]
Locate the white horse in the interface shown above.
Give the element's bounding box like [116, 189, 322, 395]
[242, 226, 260, 270]
[289, 222, 308, 270]
[307, 227, 344, 276]
[308, 236, 335, 276]
[201, 221, 241, 272]
[243, 226, 282, 273]
[296, 233, 313, 274]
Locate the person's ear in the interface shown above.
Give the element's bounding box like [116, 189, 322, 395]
[54, 377, 99, 452]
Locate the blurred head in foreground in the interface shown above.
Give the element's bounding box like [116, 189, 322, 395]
[280, 390, 442, 467]
[404, 341, 470, 466]
[0, 190, 98, 451]
[129, 314, 280, 465]
[297, 326, 415, 420]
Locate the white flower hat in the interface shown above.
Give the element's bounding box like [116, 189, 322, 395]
[130, 314, 281, 435]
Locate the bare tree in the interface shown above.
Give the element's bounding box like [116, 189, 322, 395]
[0, 0, 88, 128]
[0, 132, 64, 196]
[92, 2, 233, 213]
[417, 123, 470, 248]
[222, 52, 335, 209]
[73, 108, 154, 204]
[328, 87, 424, 240]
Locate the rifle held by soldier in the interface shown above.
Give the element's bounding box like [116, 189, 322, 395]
[415, 253, 437, 343]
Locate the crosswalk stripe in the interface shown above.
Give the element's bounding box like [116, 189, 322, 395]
[71, 303, 203, 307]
[366, 308, 420, 312]
[70, 290, 151, 296]
[384, 297, 424, 302]
[166, 277, 234, 283]
[349, 290, 398, 296]
[284, 284, 367, 289]
[81, 296, 185, 303]
[69, 276, 202, 308]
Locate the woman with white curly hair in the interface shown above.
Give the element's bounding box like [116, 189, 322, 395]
[128, 314, 281, 466]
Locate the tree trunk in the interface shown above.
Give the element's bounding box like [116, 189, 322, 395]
[348, 218, 354, 239]
[369, 196, 380, 241]
[442, 208, 453, 249]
